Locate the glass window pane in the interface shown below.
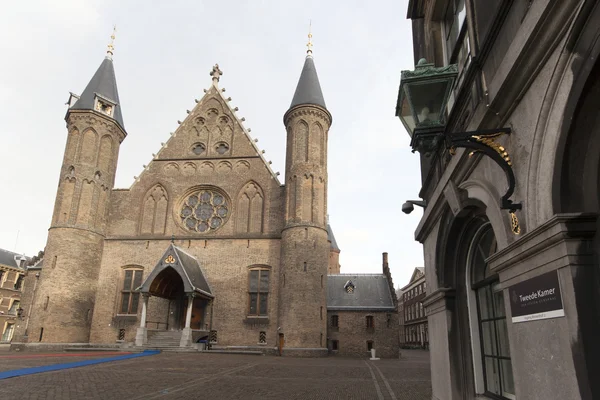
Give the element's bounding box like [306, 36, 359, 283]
[249, 293, 258, 315]
[456, 0, 466, 32]
[500, 359, 516, 396]
[259, 270, 269, 292]
[120, 293, 130, 314]
[133, 270, 143, 288]
[496, 318, 511, 357]
[130, 293, 140, 314]
[481, 321, 497, 356]
[493, 287, 505, 318]
[123, 270, 133, 290]
[485, 357, 501, 395]
[249, 270, 259, 292]
[477, 286, 493, 320]
[259, 294, 268, 316]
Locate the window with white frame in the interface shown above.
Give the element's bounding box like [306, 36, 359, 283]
[468, 223, 515, 399]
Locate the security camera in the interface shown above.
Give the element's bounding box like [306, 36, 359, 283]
[402, 202, 414, 214]
[402, 200, 427, 214]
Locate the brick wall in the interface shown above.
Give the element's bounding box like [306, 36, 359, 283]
[327, 310, 399, 358]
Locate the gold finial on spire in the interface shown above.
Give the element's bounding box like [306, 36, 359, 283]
[306, 20, 313, 56]
[106, 25, 116, 59]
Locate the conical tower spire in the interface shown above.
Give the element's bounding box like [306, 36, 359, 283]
[68, 29, 125, 131]
[289, 28, 327, 110]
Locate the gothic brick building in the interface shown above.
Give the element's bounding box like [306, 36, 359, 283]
[12, 37, 398, 357]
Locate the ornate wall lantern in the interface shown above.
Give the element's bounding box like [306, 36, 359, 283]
[395, 59, 458, 155]
[396, 59, 521, 233]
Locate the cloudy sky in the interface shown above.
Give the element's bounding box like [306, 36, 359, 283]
[0, 0, 424, 288]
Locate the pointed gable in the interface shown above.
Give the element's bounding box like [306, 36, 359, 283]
[132, 66, 280, 185]
[138, 244, 213, 298]
[408, 267, 424, 283]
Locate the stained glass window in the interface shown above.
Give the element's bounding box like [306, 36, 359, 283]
[180, 189, 229, 233]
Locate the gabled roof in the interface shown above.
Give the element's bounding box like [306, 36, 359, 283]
[327, 224, 340, 252]
[327, 274, 396, 311]
[69, 57, 125, 131]
[289, 56, 326, 110]
[0, 248, 26, 270]
[401, 267, 425, 290]
[129, 67, 281, 189]
[138, 244, 213, 298]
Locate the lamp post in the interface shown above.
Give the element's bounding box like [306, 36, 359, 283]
[396, 59, 521, 234]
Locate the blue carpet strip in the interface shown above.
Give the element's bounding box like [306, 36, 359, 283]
[0, 350, 160, 380]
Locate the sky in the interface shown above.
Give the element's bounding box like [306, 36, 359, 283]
[0, 0, 424, 289]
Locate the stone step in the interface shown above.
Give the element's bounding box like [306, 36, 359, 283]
[65, 347, 138, 352]
[205, 350, 263, 355]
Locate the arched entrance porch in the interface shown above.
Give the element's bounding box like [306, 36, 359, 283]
[135, 244, 214, 348]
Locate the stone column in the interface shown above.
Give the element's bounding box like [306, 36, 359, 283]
[184, 295, 193, 328]
[135, 293, 150, 347]
[180, 293, 195, 348]
[140, 294, 149, 328]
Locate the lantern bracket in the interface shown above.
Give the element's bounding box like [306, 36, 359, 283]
[445, 127, 521, 212]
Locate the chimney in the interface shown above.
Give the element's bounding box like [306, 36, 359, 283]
[382, 252, 389, 272]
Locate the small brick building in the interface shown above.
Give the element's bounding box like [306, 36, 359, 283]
[326, 253, 399, 358]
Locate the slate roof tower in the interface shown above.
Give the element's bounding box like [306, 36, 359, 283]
[26, 30, 127, 343]
[278, 31, 333, 355]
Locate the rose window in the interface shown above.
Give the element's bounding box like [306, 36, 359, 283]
[180, 189, 229, 233]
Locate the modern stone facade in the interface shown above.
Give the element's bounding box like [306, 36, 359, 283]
[401, 1, 600, 399]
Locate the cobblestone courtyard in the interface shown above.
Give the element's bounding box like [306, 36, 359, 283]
[0, 350, 431, 399]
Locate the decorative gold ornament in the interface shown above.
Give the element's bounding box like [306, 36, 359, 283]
[510, 211, 521, 235]
[472, 132, 512, 166]
[306, 21, 313, 55]
[164, 255, 175, 264]
[106, 25, 116, 58]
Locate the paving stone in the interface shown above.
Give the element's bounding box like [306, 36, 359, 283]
[0, 350, 432, 399]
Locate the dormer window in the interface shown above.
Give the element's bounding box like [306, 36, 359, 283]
[344, 280, 355, 294]
[94, 94, 115, 117]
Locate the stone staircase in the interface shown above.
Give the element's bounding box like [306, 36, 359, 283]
[145, 330, 187, 351]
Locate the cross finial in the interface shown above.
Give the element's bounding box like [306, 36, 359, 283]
[210, 64, 223, 86]
[306, 21, 313, 57]
[106, 25, 117, 59]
